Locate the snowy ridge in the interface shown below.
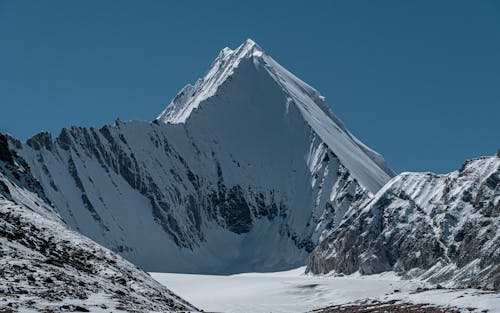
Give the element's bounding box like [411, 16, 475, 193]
[8, 39, 394, 273]
[307, 153, 500, 290]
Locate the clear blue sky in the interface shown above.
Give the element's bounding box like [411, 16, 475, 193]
[0, 1, 498, 173]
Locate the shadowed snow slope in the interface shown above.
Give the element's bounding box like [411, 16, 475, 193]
[7, 39, 393, 273]
[307, 154, 500, 290]
[0, 134, 197, 312]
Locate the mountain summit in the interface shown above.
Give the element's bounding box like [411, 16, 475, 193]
[158, 38, 331, 125]
[8, 39, 393, 273]
[159, 39, 393, 193]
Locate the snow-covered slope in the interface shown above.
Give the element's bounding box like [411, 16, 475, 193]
[307, 153, 500, 290]
[0, 134, 198, 312]
[8, 39, 393, 274]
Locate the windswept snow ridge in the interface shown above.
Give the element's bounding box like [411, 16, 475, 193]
[8, 39, 393, 273]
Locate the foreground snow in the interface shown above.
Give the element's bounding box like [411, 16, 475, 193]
[152, 267, 500, 313]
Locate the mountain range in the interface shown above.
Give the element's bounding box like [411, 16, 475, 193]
[0, 39, 498, 311]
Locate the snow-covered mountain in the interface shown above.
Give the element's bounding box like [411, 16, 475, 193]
[1, 37, 497, 299]
[6, 39, 393, 273]
[0, 134, 197, 312]
[307, 152, 500, 290]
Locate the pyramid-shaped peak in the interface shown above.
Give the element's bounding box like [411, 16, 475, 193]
[157, 38, 327, 126]
[156, 40, 394, 193]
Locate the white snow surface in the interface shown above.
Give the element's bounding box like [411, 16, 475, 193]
[152, 267, 500, 313]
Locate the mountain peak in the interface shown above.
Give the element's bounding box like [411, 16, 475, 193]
[156, 39, 394, 193]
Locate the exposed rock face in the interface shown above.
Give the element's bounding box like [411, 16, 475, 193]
[6, 39, 393, 273]
[0, 147, 197, 312]
[307, 155, 500, 290]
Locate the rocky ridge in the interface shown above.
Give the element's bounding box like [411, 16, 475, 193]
[307, 154, 500, 290]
